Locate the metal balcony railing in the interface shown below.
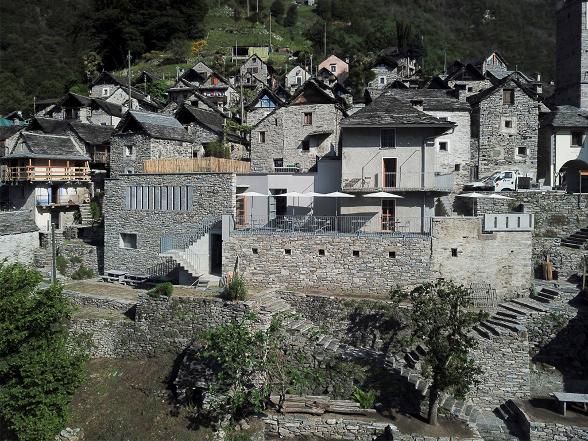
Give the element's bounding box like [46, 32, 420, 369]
[232, 215, 431, 237]
[273, 166, 301, 174]
[343, 172, 454, 192]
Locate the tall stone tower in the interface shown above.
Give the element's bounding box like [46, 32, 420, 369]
[556, 0, 588, 108]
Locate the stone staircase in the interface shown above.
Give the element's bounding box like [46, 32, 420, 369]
[78, 204, 94, 226]
[561, 226, 588, 249]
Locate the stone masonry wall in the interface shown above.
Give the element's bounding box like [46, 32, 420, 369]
[431, 217, 533, 300]
[529, 422, 588, 441]
[0, 232, 38, 265]
[104, 173, 235, 275]
[223, 234, 433, 296]
[475, 81, 539, 178]
[69, 293, 249, 357]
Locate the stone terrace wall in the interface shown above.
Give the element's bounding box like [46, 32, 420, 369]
[529, 422, 588, 441]
[69, 293, 249, 357]
[0, 209, 39, 264]
[431, 217, 533, 300]
[532, 237, 586, 280]
[223, 234, 433, 297]
[104, 173, 235, 275]
[477, 192, 588, 238]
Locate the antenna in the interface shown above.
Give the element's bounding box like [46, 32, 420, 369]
[127, 51, 132, 110]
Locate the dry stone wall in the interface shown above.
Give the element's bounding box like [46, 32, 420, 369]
[529, 422, 588, 441]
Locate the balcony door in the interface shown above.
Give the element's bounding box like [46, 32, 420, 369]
[382, 199, 396, 231]
[269, 189, 287, 222]
[382, 158, 397, 188]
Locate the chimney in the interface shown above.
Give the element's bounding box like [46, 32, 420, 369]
[535, 72, 541, 82]
[410, 99, 424, 111]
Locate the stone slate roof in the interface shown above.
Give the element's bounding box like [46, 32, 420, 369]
[0, 125, 24, 141]
[92, 98, 123, 117]
[341, 91, 456, 127]
[8, 132, 89, 160]
[69, 122, 114, 145]
[0, 210, 38, 235]
[541, 106, 588, 128]
[118, 111, 192, 142]
[385, 89, 470, 112]
[467, 74, 539, 106]
[177, 105, 224, 133]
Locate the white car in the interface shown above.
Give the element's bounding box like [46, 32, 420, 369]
[465, 171, 519, 191]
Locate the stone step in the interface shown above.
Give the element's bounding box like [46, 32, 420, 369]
[490, 314, 522, 325]
[480, 321, 502, 336]
[498, 303, 530, 316]
[495, 309, 523, 321]
[487, 318, 523, 333]
[561, 241, 583, 249]
[509, 298, 548, 313]
[473, 325, 493, 339]
[531, 293, 553, 303]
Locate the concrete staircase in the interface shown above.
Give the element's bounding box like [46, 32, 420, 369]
[561, 226, 588, 249]
[78, 204, 94, 226]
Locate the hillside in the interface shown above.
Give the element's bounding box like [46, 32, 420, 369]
[0, 0, 557, 114]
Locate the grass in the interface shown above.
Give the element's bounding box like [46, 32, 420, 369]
[68, 356, 214, 441]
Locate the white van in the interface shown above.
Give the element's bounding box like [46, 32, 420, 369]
[465, 170, 520, 191]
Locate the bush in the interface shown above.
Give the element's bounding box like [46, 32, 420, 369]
[56, 255, 68, 275]
[205, 140, 231, 158]
[147, 282, 174, 298]
[351, 387, 376, 409]
[70, 265, 94, 280]
[222, 274, 248, 301]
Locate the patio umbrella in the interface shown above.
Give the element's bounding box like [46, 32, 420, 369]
[363, 191, 404, 198]
[487, 193, 514, 200]
[237, 191, 269, 226]
[275, 191, 316, 215]
[322, 191, 355, 216]
[456, 192, 488, 216]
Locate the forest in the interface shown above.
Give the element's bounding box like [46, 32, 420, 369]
[0, 0, 556, 114]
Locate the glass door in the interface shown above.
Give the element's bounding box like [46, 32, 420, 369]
[382, 199, 396, 231]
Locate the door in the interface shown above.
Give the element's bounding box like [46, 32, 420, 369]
[382, 158, 397, 188]
[382, 199, 396, 231]
[268, 189, 287, 223]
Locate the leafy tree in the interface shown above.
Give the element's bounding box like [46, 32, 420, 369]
[270, 0, 285, 19]
[284, 5, 298, 27]
[0, 263, 86, 441]
[390, 280, 487, 425]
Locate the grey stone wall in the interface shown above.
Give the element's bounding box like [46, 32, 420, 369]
[431, 217, 533, 300]
[530, 421, 588, 441]
[59, 240, 101, 277]
[0, 231, 39, 264]
[473, 81, 539, 178]
[110, 133, 195, 177]
[104, 173, 235, 275]
[532, 237, 586, 279]
[250, 103, 343, 173]
[69, 293, 249, 357]
[64, 290, 135, 311]
[223, 234, 433, 296]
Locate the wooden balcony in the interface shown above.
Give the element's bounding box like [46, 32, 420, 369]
[1, 165, 91, 182]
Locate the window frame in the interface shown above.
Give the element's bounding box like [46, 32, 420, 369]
[119, 232, 138, 250]
[571, 131, 584, 147]
[303, 112, 313, 126]
[502, 89, 515, 105]
[258, 131, 266, 143]
[380, 128, 396, 149]
[125, 145, 133, 157]
[438, 140, 449, 152]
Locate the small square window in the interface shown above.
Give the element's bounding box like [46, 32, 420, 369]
[455, 163, 461, 172]
[389, 251, 396, 258]
[252, 248, 259, 255]
[467, 86, 473, 92]
[379, 77, 386, 85]
[302, 140, 310, 151]
[439, 141, 448, 152]
[517, 147, 527, 155]
[102, 87, 110, 97]
[125, 146, 133, 157]
[318, 249, 325, 256]
[451, 248, 458, 257]
[352, 250, 360, 257]
[259, 131, 266, 143]
[504, 120, 513, 129]
[274, 158, 283, 168]
[124, 167, 134, 174]
[330, 64, 337, 73]
[380, 129, 396, 149]
[284, 248, 292, 255]
[572, 131, 584, 147]
[303, 112, 313, 125]
[120, 233, 137, 249]
[503, 89, 515, 105]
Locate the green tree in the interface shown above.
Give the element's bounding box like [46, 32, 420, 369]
[270, 0, 285, 19]
[284, 4, 298, 27]
[0, 263, 87, 441]
[390, 280, 487, 425]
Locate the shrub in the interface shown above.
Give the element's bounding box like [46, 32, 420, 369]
[351, 387, 376, 409]
[90, 200, 102, 221]
[70, 265, 94, 280]
[205, 140, 231, 158]
[147, 282, 174, 298]
[56, 255, 68, 275]
[223, 274, 248, 300]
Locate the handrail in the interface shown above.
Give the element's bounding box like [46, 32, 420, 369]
[1, 165, 91, 182]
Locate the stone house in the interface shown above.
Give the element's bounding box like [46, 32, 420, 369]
[318, 55, 349, 84]
[109, 111, 195, 177]
[238, 54, 277, 88]
[340, 91, 455, 232]
[368, 55, 419, 90]
[198, 72, 238, 112]
[245, 86, 288, 126]
[250, 80, 346, 173]
[385, 89, 472, 189]
[285, 66, 311, 93]
[0, 130, 91, 230]
[467, 74, 541, 180]
[538, 105, 588, 191]
[442, 62, 492, 97]
[167, 65, 208, 105]
[40, 92, 123, 127]
[90, 71, 124, 99]
[175, 104, 247, 159]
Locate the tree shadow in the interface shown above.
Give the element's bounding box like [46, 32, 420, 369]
[345, 307, 409, 355]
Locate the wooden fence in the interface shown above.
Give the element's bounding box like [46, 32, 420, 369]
[143, 157, 251, 174]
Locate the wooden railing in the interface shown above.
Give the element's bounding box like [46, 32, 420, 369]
[93, 151, 110, 164]
[1, 166, 91, 182]
[144, 157, 251, 174]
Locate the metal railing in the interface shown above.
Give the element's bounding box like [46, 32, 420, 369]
[35, 194, 86, 206]
[273, 166, 301, 174]
[93, 151, 110, 163]
[160, 215, 221, 253]
[343, 172, 454, 192]
[232, 215, 431, 237]
[483, 213, 534, 232]
[1, 165, 91, 182]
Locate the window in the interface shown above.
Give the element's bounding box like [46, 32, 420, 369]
[274, 158, 284, 168]
[124, 167, 134, 174]
[284, 249, 292, 255]
[572, 131, 584, 147]
[318, 249, 325, 256]
[438, 141, 449, 152]
[504, 119, 513, 129]
[503, 89, 515, 105]
[303, 112, 313, 125]
[330, 64, 337, 73]
[120, 233, 137, 249]
[352, 250, 360, 257]
[102, 87, 110, 97]
[517, 147, 527, 156]
[301, 140, 310, 151]
[467, 86, 473, 92]
[451, 248, 458, 257]
[296, 76, 302, 85]
[379, 77, 386, 85]
[389, 251, 396, 258]
[455, 164, 461, 172]
[259, 131, 266, 143]
[253, 67, 259, 74]
[380, 129, 396, 149]
[252, 248, 259, 255]
[125, 185, 192, 211]
[125, 146, 133, 157]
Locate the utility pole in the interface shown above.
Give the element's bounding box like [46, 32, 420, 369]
[247, 0, 250, 17]
[310, 54, 313, 77]
[127, 50, 132, 111]
[240, 72, 245, 124]
[324, 22, 327, 57]
[33, 96, 36, 114]
[269, 14, 272, 52]
[256, 0, 259, 13]
[50, 222, 57, 284]
[443, 48, 447, 73]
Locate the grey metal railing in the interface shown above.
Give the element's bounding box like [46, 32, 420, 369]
[483, 213, 534, 232]
[160, 215, 221, 253]
[344, 172, 454, 191]
[232, 215, 431, 237]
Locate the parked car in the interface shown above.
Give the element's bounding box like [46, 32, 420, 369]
[465, 170, 520, 191]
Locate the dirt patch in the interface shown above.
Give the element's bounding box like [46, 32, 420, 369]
[517, 399, 588, 427]
[64, 280, 143, 300]
[69, 356, 213, 441]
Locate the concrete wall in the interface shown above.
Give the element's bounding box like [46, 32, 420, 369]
[222, 233, 433, 296]
[431, 217, 533, 300]
[103, 173, 235, 275]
